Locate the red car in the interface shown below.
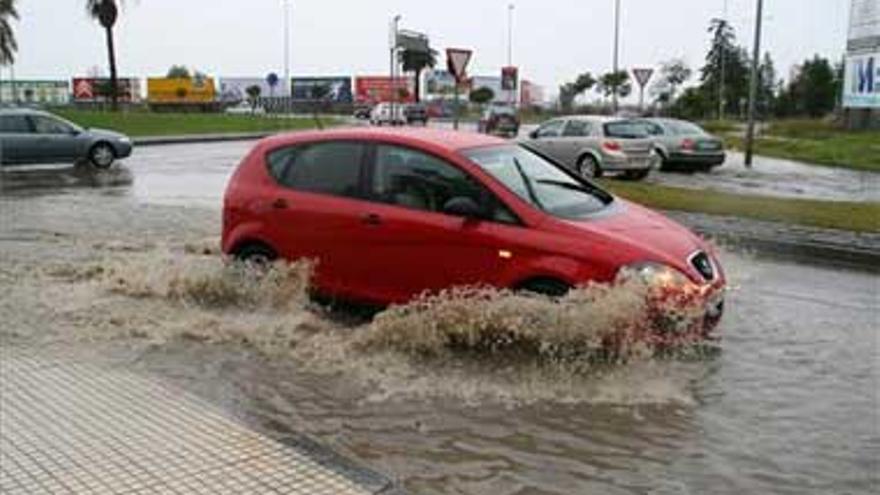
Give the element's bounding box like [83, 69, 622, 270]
[222, 128, 725, 324]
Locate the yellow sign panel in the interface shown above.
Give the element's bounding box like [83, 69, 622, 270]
[147, 77, 216, 103]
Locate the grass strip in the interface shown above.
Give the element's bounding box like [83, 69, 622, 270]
[601, 180, 880, 233]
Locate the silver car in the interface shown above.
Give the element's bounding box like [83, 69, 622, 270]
[0, 108, 133, 169]
[637, 118, 725, 171]
[524, 116, 658, 180]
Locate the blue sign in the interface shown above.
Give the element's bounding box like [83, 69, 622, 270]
[290, 77, 353, 103]
[266, 73, 280, 88]
[844, 51, 880, 108]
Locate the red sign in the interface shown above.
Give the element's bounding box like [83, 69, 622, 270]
[72, 78, 139, 102]
[354, 76, 415, 104]
[446, 48, 472, 83]
[501, 66, 519, 91]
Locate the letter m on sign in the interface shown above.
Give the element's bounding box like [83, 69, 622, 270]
[853, 56, 875, 94]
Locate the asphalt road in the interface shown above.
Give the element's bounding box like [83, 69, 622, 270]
[1, 141, 877, 495]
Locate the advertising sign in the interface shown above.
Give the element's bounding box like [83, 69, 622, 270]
[147, 77, 216, 103]
[520, 80, 545, 106]
[843, 50, 880, 108]
[354, 76, 414, 103]
[425, 70, 458, 97]
[0, 81, 69, 104]
[219, 77, 289, 103]
[849, 0, 880, 52]
[72, 77, 140, 102]
[471, 76, 510, 103]
[291, 77, 353, 102]
[501, 66, 518, 91]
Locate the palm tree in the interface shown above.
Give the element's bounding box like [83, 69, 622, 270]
[0, 0, 18, 67]
[398, 48, 437, 103]
[87, 0, 120, 110]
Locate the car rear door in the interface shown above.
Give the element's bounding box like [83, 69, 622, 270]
[557, 119, 594, 167]
[349, 143, 518, 303]
[0, 115, 36, 165]
[263, 140, 371, 297]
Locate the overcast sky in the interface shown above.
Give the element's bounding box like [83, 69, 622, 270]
[11, 0, 849, 101]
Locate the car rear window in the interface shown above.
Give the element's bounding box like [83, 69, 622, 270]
[603, 120, 649, 139]
[267, 141, 365, 199]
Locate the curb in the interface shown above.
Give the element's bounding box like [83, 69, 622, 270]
[134, 132, 272, 147]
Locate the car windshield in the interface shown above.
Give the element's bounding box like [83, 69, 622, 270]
[464, 145, 613, 218]
[603, 120, 649, 138]
[666, 120, 707, 135]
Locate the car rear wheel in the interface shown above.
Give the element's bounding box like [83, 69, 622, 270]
[233, 243, 277, 267]
[623, 169, 650, 181]
[89, 143, 116, 169]
[517, 278, 571, 298]
[577, 154, 602, 179]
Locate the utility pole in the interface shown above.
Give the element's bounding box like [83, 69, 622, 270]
[612, 0, 621, 113]
[719, 0, 727, 120]
[390, 15, 401, 125]
[283, 0, 291, 96]
[744, 0, 764, 168]
[507, 4, 514, 106]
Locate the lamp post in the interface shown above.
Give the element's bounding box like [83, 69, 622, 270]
[744, 0, 764, 168]
[283, 0, 291, 97]
[507, 4, 514, 105]
[390, 15, 401, 124]
[719, 0, 728, 121]
[612, 0, 621, 113]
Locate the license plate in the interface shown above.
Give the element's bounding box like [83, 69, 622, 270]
[698, 142, 720, 151]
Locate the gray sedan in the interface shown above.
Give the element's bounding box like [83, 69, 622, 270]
[637, 118, 725, 171]
[0, 109, 133, 169]
[524, 116, 658, 181]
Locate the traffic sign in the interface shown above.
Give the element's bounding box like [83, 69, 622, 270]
[632, 68, 654, 88]
[266, 73, 280, 88]
[446, 48, 473, 83]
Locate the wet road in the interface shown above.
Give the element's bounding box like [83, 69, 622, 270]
[1, 145, 878, 495]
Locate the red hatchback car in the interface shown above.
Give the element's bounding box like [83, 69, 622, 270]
[222, 128, 725, 323]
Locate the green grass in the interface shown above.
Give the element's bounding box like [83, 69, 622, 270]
[52, 109, 333, 138]
[600, 180, 880, 233]
[710, 119, 880, 173]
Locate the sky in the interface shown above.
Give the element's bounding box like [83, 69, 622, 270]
[10, 0, 850, 102]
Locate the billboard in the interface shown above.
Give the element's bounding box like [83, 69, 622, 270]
[470, 76, 514, 103]
[147, 77, 216, 103]
[291, 77, 353, 102]
[424, 70, 458, 97]
[72, 77, 141, 102]
[219, 77, 289, 103]
[354, 76, 415, 103]
[843, 50, 880, 108]
[520, 80, 545, 107]
[501, 66, 519, 91]
[849, 0, 880, 52]
[1, 81, 69, 104]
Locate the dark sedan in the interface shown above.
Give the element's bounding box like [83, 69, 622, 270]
[0, 109, 133, 169]
[637, 118, 725, 171]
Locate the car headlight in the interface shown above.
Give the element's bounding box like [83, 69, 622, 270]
[619, 262, 692, 289]
[118, 136, 131, 144]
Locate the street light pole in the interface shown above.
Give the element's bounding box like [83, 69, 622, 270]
[284, 0, 291, 96]
[744, 0, 764, 168]
[719, 0, 727, 120]
[390, 15, 401, 125]
[508, 4, 514, 106]
[612, 0, 621, 113]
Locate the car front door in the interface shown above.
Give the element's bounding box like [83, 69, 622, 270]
[351, 143, 520, 303]
[528, 119, 566, 161]
[0, 115, 37, 165]
[263, 140, 371, 297]
[29, 115, 82, 163]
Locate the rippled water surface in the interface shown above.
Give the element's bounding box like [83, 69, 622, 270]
[1, 160, 877, 495]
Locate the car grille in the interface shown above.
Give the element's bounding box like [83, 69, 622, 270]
[690, 251, 715, 282]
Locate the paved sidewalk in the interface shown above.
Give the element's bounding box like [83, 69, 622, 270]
[0, 349, 396, 495]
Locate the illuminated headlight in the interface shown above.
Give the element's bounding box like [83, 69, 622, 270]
[118, 136, 131, 144]
[619, 262, 692, 289]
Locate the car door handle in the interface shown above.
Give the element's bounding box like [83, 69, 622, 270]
[362, 213, 382, 226]
[271, 198, 289, 209]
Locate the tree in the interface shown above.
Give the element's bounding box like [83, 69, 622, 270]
[651, 58, 692, 107]
[310, 83, 330, 129]
[469, 86, 495, 106]
[0, 0, 18, 66]
[700, 18, 750, 119]
[670, 86, 711, 120]
[398, 47, 437, 103]
[785, 55, 838, 118]
[167, 65, 191, 79]
[558, 72, 596, 112]
[245, 85, 261, 111]
[87, 1, 121, 110]
[757, 52, 777, 117]
[596, 71, 632, 101]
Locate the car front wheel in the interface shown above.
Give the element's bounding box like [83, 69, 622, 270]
[89, 143, 116, 169]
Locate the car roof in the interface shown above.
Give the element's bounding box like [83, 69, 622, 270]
[260, 127, 508, 153]
[561, 115, 623, 123]
[0, 108, 50, 117]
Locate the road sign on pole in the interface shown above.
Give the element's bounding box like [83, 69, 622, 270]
[632, 68, 654, 112]
[446, 48, 472, 130]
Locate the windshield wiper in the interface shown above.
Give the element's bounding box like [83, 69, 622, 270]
[535, 179, 593, 193]
[512, 157, 544, 209]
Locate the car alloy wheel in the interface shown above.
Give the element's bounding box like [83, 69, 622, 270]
[578, 155, 601, 179]
[89, 143, 116, 169]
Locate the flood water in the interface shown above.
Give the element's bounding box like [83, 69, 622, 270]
[1, 151, 878, 494]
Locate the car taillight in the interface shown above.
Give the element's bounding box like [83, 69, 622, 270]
[602, 140, 622, 152]
[681, 138, 695, 150]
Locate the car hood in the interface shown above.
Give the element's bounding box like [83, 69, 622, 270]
[558, 200, 707, 280]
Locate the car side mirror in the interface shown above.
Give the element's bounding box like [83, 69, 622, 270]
[442, 197, 484, 219]
[529, 130, 539, 139]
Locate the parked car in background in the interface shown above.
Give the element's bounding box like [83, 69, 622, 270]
[636, 118, 726, 171]
[370, 102, 407, 126]
[0, 108, 133, 169]
[478, 104, 520, 138]
[524, 116, 658, 181]
[224, 101, 266, 115]
[353, 104, 373, 120]
[222, 127, 726, 331]
[404, 103, 429, 125]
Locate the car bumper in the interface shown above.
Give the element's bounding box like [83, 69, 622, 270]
[668, 151, 726, 166]
[602, 154, 659, 172]
[115, 141, 134, 159]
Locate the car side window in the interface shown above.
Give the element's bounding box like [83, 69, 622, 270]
[31, 116, 72, 135]
[536, 120, 564, 138]
[562, 120, 591, 137]
[646, 123, 664, 135]
[371, 144, 518, 224]
[0, 115, 32, 133]
[267, 141, 365, 199]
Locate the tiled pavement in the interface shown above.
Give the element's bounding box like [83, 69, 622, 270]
[0, 350, 393, 494]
